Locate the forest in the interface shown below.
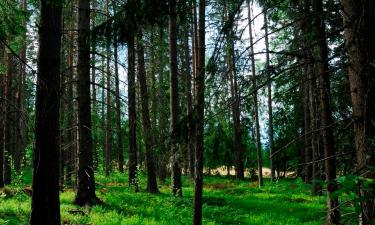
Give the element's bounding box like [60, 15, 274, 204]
[0, 0, 374, 224]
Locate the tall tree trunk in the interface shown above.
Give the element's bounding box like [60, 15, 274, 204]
[91, 0, 99, 169]
[114, 34, 124, 173]
[247, 0, 263, 187]
[0, 44, 4, 188]
[193, 0, 205, 223]
[264, 12, 275, 182]
[128, 31, 138, 191]
[190, 0, 198, 179]
[137, 30, 159, 193]
[15, 0, 27, 172]
[157, 27, 168, 183]
[30, 0, 62, 223]
[75, 0, 100, 206]
[66, 0, 76, 187]
[184, 15, 194, 179]
[224, 1, 244, 181]
[104, 0, 111, 176]
[4, 53, 13, 185]
[169, 0, 182, 196]
[302, 62, 313, 183]
[312, 0, 340, 223]
[341, 1, 375, 224]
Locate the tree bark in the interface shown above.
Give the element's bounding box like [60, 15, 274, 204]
[169, 0, 182, 196]
[75, 0, 100, 206]
[157, 27, 168, 183]
[0, 44, 5, 188]
[341, 1, 375, 223]
[66, 0, 76, 187]
[312, 0, 340, 223]
[30, 0, 62, 223]
[104, 0, 111, 176]
[128, 32, 138, 191]
[224, 1, 244, 181]
[4, 53, 13, 185]
[193, 0, 205, 223]
[137, 30, 159, 193]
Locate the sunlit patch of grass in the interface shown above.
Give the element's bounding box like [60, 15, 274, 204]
[0, 171, 352, 224]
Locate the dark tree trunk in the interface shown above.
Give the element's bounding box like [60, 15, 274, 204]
[302, 65, 313, 183]
[91, 0, 98, 169]
[0, 44, 4, 188]
[312, 0, 340, 223]
[184, 18, 194, 179]
[157, 27, 168, 183]
[224, 1, 244, 181]
[128, 32, 138, 191]
[4, 53, 13, 185]
[74, 0, 100, 206]
[14, 0, 28, 172]
[30, 0, 62, 223]
[66, 0, 76, 187]
[104, 0, 111, 176]
[247, 0, 263, 187]
[341, 1, 375, 224]
[137, 30, 159, 193]
[190, 0, 198, 178]
[169, 0, 182, 196]
[192, 0, 205, 223]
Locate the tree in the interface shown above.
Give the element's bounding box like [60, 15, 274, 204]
[30, 0, 62, 223]
[104, 0, 111, 176]
[224, 0, 244, 181]
[74, 0, 100, 206]
[193, 0, 205, 223]
[137, 29, 159, 193]
[169, 0, 182, 196]
[341, 0, 375, 223]
[311, 0, 340, 223]
[127, 14, 138, 191]
[247, 0, 263, 187]
[264, 12, 275, 182]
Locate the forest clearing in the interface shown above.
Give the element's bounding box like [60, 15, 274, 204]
[0, 171, 342, 225]
[0, 0, 374, 224]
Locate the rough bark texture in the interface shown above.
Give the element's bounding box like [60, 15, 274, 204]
[169, 0, 182, 196]
[312, 0, 340, 223]
[341, 0, 375, 224]
[75, 0, 100, 206]
[30, 0, 62, 223]
[137, 30, 159, 193]
[193, 0, 205, 223]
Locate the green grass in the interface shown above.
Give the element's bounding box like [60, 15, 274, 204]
[0, 171, 342, 225]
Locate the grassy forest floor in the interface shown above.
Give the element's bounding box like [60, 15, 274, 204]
[0, 171, 355, 225]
